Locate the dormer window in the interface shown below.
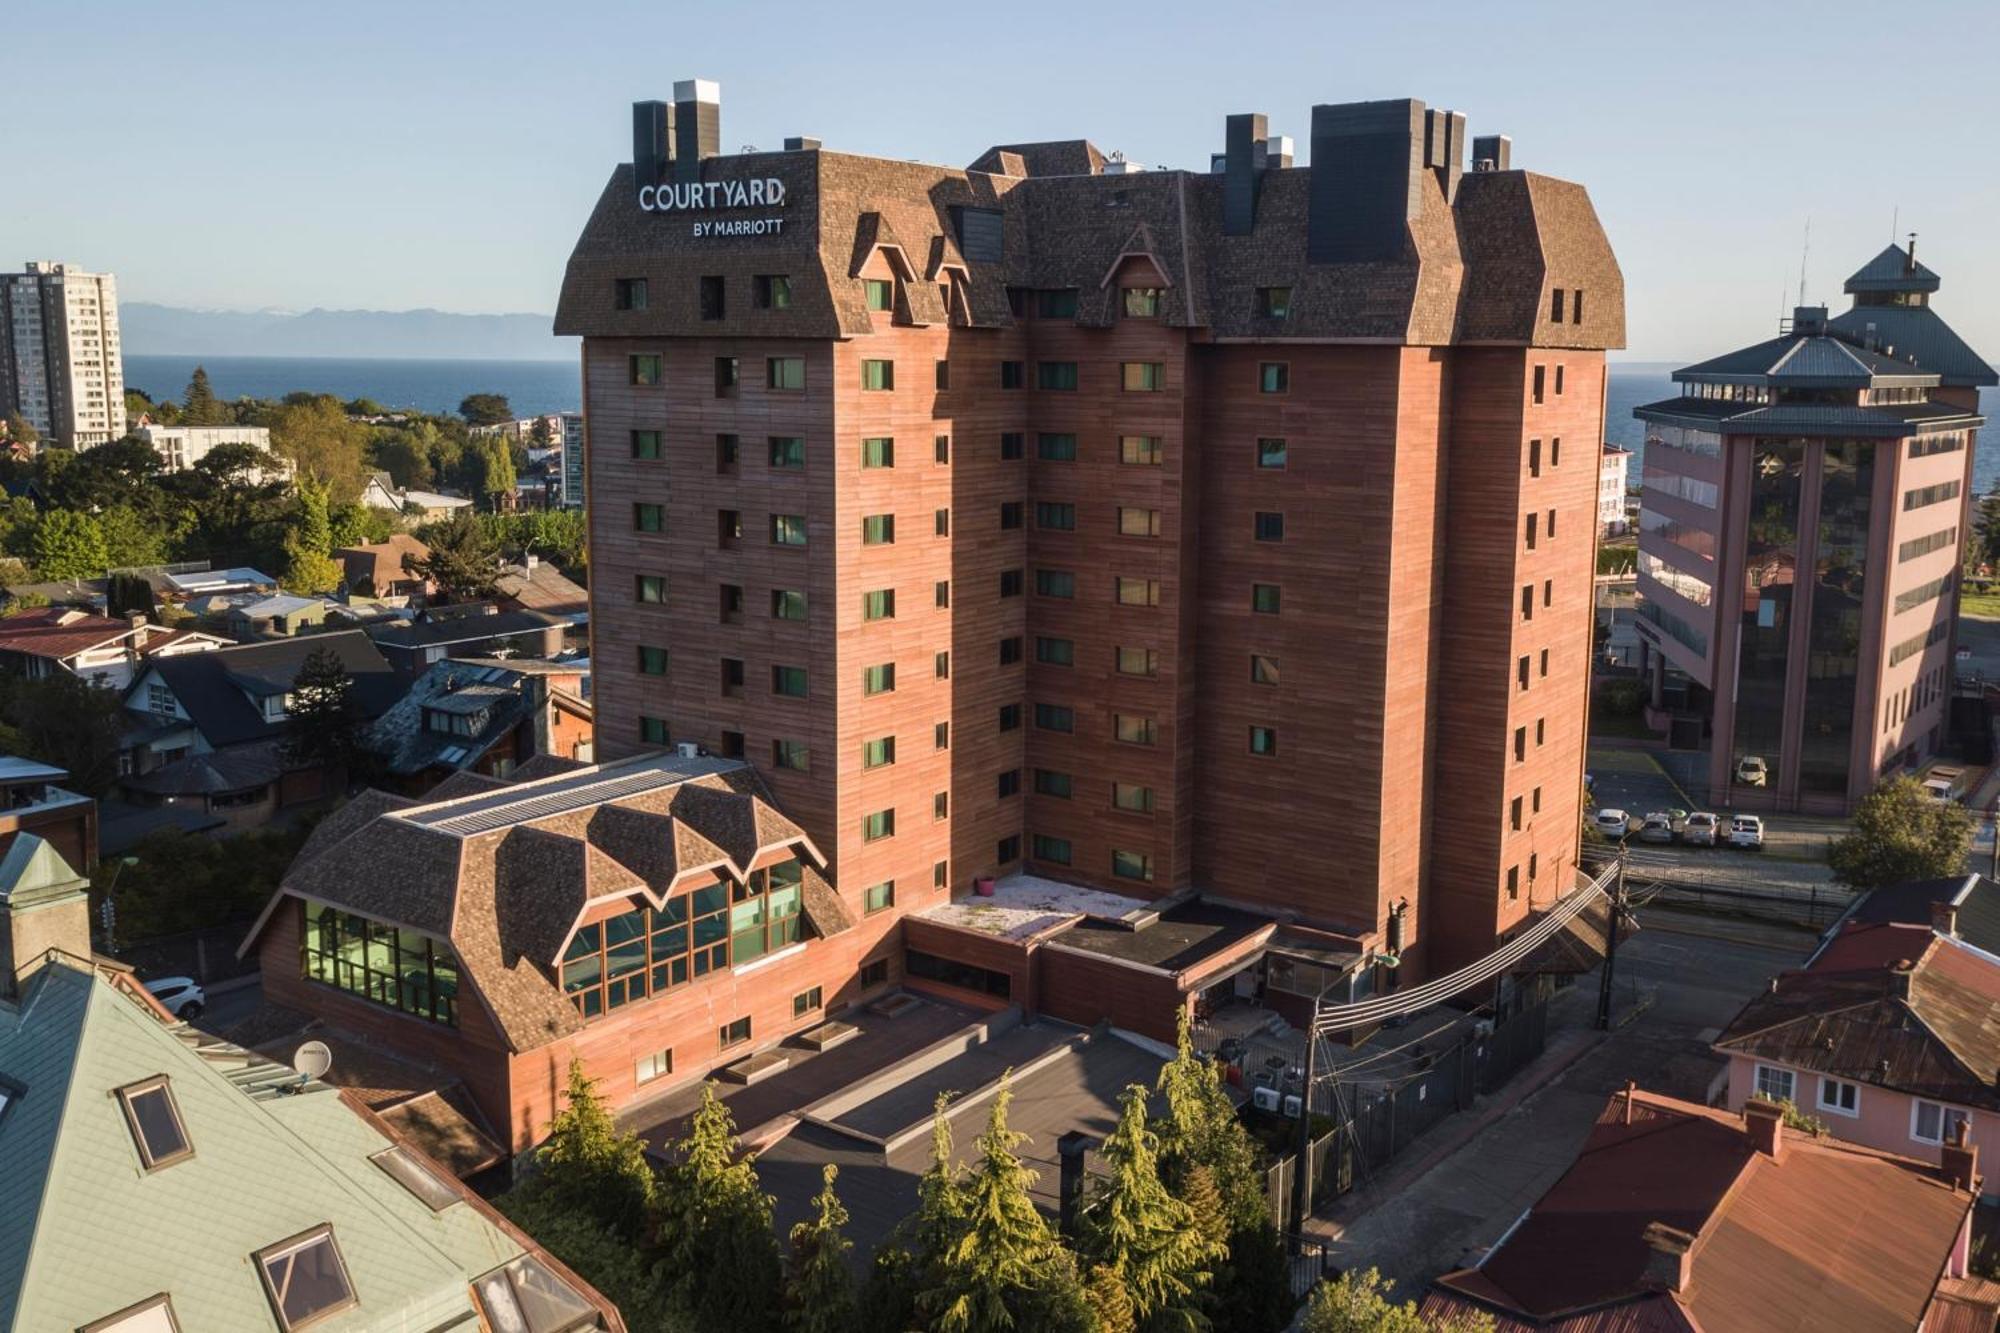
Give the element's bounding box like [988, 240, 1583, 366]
[864, 278, 894, 312]
[754, 274, 791, 309]
[1123, 287, 1163, 317]
[115, 1076, 193, 1170]
[1035, 289, 1079, 319]
[1258, 286, 1291, 319]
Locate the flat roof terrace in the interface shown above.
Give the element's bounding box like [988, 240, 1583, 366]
[912, 871, 1158, 943]
[1051, 900, 1275, 974]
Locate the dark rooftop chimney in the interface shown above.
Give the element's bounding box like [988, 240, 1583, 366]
[632, 100, 672, 187]
[672, 78, 721, 184]
[1641, 1222, 1696, 1293]
[1471, 133, 1511, 172]
[1057, 1130, 1094, 1238]
[1223, 113, 1267, 236]
[1792, 305, 1829, 336]
[783, 136, 822, 152]
[1307, 99, 1427, 265]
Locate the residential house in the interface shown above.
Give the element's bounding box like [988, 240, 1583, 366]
[1716, 919, 2000, 1199]
[0, 833, 624, 1332]
[337, 533, 433, 601]
[366, 606, 568, 677]
[0, 756, 94, 871]
[1598, 443, 1631, 536]
[237, 750, 856, 1150]
[118, 630, 405, 830]
[493, 554, 588, 635]
[226, 593, 341, 640]
[0, 606, 227, 687]
[1422, 1087, 1987, 1331]
[133, 422, 292, 480]
[360, 471, 475, 520]
[1818, 872, 2000, 959]
[365, 657, 593, 794]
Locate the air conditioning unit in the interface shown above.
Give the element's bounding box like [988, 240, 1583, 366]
[1283, 1094, 1303, 1119]
[1251, 1086, 1281, 1113]
[675, 742, 702, 759]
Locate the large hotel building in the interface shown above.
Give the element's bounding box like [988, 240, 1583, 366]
[237, 83, 1619, 1150]
[0, 260, 126, 447]
[1635, 245, 1991, 814]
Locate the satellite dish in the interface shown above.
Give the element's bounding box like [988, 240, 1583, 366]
[293, 1040, 334, 1081]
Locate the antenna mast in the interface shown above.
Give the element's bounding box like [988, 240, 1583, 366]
[1796, 218, 1811, 309]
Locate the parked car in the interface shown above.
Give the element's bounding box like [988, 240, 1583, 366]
[1593, 808, 1632, 839]
[1637, 813, 1676, 844]
[1682, 812, 1721, 846]
[143, 976, 206, 1020]
[1729, 815, 1765, 850]
[1735, 755, 1769, 787]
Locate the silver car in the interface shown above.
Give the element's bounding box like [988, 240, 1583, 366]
[1681, 812, 1721, 846]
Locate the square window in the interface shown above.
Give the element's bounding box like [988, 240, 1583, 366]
[1112, 782, 1154, 813]
[1754, 1065, 1795, 1104]
[860, 957, 890, 987]
[638, 645, 669, 676]
[255, 1227, 357, 1331]
[719, 1016, 752, 1049]
[1037, 569, 1075, 598]
[629, 354, 662, 386]
[1122, 362, 1165, 392]
[864, 278, 894, 311]
[1115, 713, 1156, 745]
[863, 809, 895, 841]
[861, 437, 895, 468]
[1000, 361, 1024, 390]
[1250, 654, 1279, 685]
[792, 987, 823, 1017]
[115, 1077, 192, 1170]
[998, 703, 1021, 731]
[699, 275, 725, 320]
[1036, 703, 1075, 733]
[773, 665, 810, 697]
[1258, 362, 1288, 394]
[1037, 361, 1079, 391]
[640, 715, 669, 745]
[1037, 433, 1077, 462]
[614, 277, 648, 310]
[999, 637, 1023, 665]
[1912, 1098, 1969, 1145]
[862, 736, 895, 769]
[1032, 834, 1073, 865]
[771, 513, 808, 546]
[767, 357, 805, 390]
[1037, 289, 1079, 318]
[1259, 286, 1291, 318]
[863, 663, 896, 695]
[636, 575, 666, 604]
[862, 514, 895, 545]
[1257, 438, 1288, 469]
[1000, 569, 1023, 597]
[1123, 287, 1163, 317]
[80, 1295, 182, 1332]
[997, 500, 1025, 530]
[1032, 768, 1069, 798]
[634, 502, 664, 533]
[773, 739, 810, 771]
[1035, 636, 1074, 666]
[1116, 646, 1158, 677]
[772, 588, 808, 621]
[999, 769, 1023, 798]
[1118, 508, 1161, 538]
[1120, 435, 1162, 466]
[1817, 1077, 1859, 1117]
[1249, 725, 1278, 756]
[636, 1048, 673, 1084]
[997, 834, 1022, 863]
[630, 429, 661, 459]
[1252, 583, 1281, 614]
[861, 359, 895, 391]
[1254, 512, 1284, 542]
[1000, 432, 1024, 461]
[754, 274, 791, 309]
[769, 435, 805, 468]
[1111, 849, 1153, 882]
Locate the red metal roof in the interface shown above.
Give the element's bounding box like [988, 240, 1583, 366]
[0, 607, 138, 660]
[1425, 1090, 1975, 1331]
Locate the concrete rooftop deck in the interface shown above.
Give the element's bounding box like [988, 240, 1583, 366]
[912, 871, 1156, 942]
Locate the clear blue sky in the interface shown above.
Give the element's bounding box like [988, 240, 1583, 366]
[7, 0, 1997, 361]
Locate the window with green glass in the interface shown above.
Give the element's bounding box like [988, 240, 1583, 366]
[863, 663, 895, 695]
[1252, 583, 1281, 614]
[629, 354, 661, 386]
[1123, 287, 1163, 317]
[767, 357, 805, 390]
[640, 716, 669, 744]
[631, 429, 661, 459]
[864, 279, 894, 311]
[1037, 361, 1078, 390]
[1257, 438, 1288, 469]
[638, 645, 668, 676]
[1036, 502, 1075, 531]
[1033, 769, 1072, 798]
[755, 274, 791, 308]
[772, 588, 808, 621]
[772, 665, 809, 698]
[1037, 433, 1076, 461]
[1258, 362, 1288, 393]
[1120, 435, 1161, 465]
[773, 739, 810, 771]
[1249, 725, 1278, 756]
[769, 436, 805, 468]
[861, 437, 894, 468]
[636, 575, 666, 604]
[861, 360, 894, 391]
[864, 881, 895, 914]
[1031, 834, 1072, 866]
[863, 809, 895, 841]
[1111, 849, 1154, 881]
[1122, 362, 1164, 391]
[634, 502, 664, 533]
[1036, 289, 1079, 318]
[862, 514, 895, 545]
[1036, 569, 1075, 598]
[863, 736, 895, 769]
[1034, 703, 1074, 733]
[1035, 636, 1073, 666]
[771, 514, 808, 546]
[300, 901, 459, 1026]
[1116, 713, 1156, 745]
[1259, 286, 1292, 318]
[863, 589, 895, 621]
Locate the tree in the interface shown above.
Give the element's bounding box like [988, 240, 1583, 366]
[1157, 1013, 1268, 1232]
[283, 481, 344, 594]
[282, 646, 361, 770]
[460, 392, 514, 426]
[924, 1077, 1089, 1333]
[656, 1084, 784, 1332]
[404, 508, 501, 600]
[182, 365, 228, 426]
[530, 415, 554, 447]
[28, 509, 109, 581]
[106, 572, 155, 619]
[1081, 1085, 1224, 1332]
[783, 1164, 860, 1333]
[268, 394, 368, 499]
[538, 1059, 657, 1238]
[1299, 1268, 1493, 1333]
[862, 1093, 964, 1332]
[1830, 775, 1973, 889]
[472, 435, 517, 509]
[0, 670, 127, 795]
[3, 413, 38, 447]
[97, 505, 171, 570]
[1087, 1265, 1139, 1333]
[369, 426, 435, 490]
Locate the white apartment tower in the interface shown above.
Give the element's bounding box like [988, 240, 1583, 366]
[1, 261, 126, 447]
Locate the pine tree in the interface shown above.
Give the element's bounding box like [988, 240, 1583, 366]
[924, 1077, 1066, 1333]
[1087, 1265, 1138, 1333]
[182, 366, 226, 426]
[1299, 1268, 1494, 1333]
[283, 479, 344, 594]
[406, 509, 501, 601]
[282, 645, 361, 770]
[860, 1093, 962, 1331]
[1157, 1012, 1268, 1231]
[539, 1059, 656, 1239]
[657, 1084, 783, 1332]
[1081, 1085, 1225, 1332]
[783, 1164, 859, 1333]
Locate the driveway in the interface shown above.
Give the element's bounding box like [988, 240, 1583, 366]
[1314, 928, 1807, 1294]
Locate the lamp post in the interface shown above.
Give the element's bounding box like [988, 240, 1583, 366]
[97, 856, 140, 954]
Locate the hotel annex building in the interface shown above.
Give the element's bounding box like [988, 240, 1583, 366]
[240, 83, 1622, 1151]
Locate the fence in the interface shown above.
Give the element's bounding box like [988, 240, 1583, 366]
[1277, 1233, 1336, 1301]
[114, 918, 260, 987]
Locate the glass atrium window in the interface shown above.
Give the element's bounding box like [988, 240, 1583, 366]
[300, 902, 460, 1026]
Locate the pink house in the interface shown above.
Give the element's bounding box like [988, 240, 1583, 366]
[1716, 917, 2000, 1200]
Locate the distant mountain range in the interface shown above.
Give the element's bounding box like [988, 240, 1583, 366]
[121, 303, 575, 362]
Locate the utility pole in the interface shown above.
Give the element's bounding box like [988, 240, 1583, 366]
[1596, 851, 1627, 1031]
[1287, 983, 1334, 1255]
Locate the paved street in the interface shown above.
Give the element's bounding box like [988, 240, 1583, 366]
[1314, 927, 1808, 1293]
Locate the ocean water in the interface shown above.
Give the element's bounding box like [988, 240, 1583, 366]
[124, 354, 581, 419]
[123, 354, 1999, 491]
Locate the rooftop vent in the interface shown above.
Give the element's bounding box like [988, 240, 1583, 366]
[783, 135, 822, 152]
[1471, 133, 1511, 172]
[672, 78, 721, 184]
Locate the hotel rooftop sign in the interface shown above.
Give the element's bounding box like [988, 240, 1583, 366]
[638, 177, 788, 236]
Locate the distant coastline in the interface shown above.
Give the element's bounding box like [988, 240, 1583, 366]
[124, 353, 581, 418]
